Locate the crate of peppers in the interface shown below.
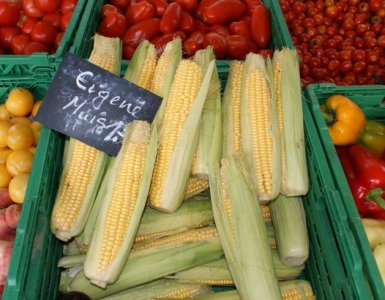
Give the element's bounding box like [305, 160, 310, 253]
[304, 83, 385, 296]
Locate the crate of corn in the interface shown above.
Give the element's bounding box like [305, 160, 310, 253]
[302, 83, 385, 299]
[0, 76, 65, 300]
[0, 0, 89, 78]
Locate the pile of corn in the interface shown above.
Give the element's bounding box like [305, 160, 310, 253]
[53, 34, 315, 300]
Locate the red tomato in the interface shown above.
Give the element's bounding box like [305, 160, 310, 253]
[244, 0, 262, 14]
[110, 0, 130, 9]
[60, 12, 72, 31]
[31, 21, 57, 45]
[54, 31, 63, 48]
[179, 12, 195, 34]
[194, 20, 208, 33]
[123, 44, 135, 60]
[209, 25, 230, 37]
[358, 2, 370, 13]
[204, 32, 228, 59]
[126, 1, 155, 26]
[175, 0, 197, 12]
[0, 2, 20, 26]
[196, 0, 216, 19]
[353, 61, 366, 73]
[43, 12, 61, 27]
[159, 2, 182, 34]
[258, 48, 273, 59]
[0, 26, 21, 50]
[147, 0, 167, 17]
[226, 35, 252, 60]
[250, 4, 271, 48]
[60, 0, 77, 14]
[200, 0, 246, 25]
[98, 11, 126, 38]
[183, 38, 201, 57]
[11, 33, 31, 54]
[34, 0, 60, 13]
[22, 0, 44, 18]
[377, 35, 385, 48]
[152, 31, 186, 51]
[229, 20, 251, 41]
[20, 17, 37, 35]
[189, 29, 205, 45]
[123, 17, 160, 47]
[100, 4, 120, 19]
[23, 41, 49, 54]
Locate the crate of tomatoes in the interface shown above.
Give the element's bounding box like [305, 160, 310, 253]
[0, 77, 65, 300]
[0, 0, 88, 77]
[279, 0, 385, 87]
[303, 83, 385, 299]
[69, 0, 292, 65]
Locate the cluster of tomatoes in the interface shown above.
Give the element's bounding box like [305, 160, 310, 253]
[98, 0, 272, 60]
[280, 0, 385, 86]
[0, 0, 77, 55]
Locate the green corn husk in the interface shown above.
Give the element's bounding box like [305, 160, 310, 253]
[269, 194, 309, 267]
[273, 48, 309, 196]
[192, 47, 222, 179]
[168, 249, 304, 285]
[194, 280, 316, 300]
[208, 155, 281, 300]
[59, 239, 224, 299]
[135, 196, 214, 243]
[84, 121, 158, 288]
[58, 255, 86, 269]
[101, 279, 213, 300]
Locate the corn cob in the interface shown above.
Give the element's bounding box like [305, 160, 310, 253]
[148, 59, 215, 212]
[273, 48, 309, 196]
[269, 194, 309, 266]
[84, 121, 157, 288]
[101, 279, 213, 300]
[50, 35, 121, 241]
[185, 178, 209, 199]
[193, 280, 316, 300]
[222, 61, 243, 158]
[191, 47, 222, 179]
[124, 40, 157, 90]
[135, 196, 214, 243]
[59, 239, 223, 299]
[241, 53, 281, 202]
[209, 155, 281, 300]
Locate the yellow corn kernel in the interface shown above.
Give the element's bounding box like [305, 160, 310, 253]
[185, 178, 209, 199]
[149, 60, 203, 209]
[137, 45, 157, 90]
[151, 52, 173, 96]
[51, 141, 102, 232]
[180, 279, 234, 286]
[261, 204, 271, 221]
[223, 61, 243, 158]
[97, 123, 150, 272]
[154, 285, 212, 299]
[280, 280, 316, 300]
[131, 227, 218, 254]
[88, 35, 120, 74]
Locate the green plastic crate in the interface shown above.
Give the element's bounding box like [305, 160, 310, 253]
[69, 0, 293, 64]
[0, 0, 87, 77]
[304, 83, 385, 299]
[0, 79, 65, 300]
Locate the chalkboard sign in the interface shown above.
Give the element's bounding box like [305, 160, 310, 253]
[35, 53, 162, 156]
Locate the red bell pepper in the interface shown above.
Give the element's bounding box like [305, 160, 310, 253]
[336, 144, 385, 219]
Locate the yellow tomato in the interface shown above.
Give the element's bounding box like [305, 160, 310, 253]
[5, 87, 34, 117]
[0, 104, 11, 121]
[0, 148, 12, 164]
[10, 116, 32, 126]
[0, 163, 11, 188]
[31, 100, 42, 118]
[9, 174, 29, 204]
[30, 121, 42, 146]
[0, 120, 11, 148]
[6, 150, 34, 176]
[6, 123, 34, 150]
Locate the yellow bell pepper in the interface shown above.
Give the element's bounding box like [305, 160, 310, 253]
[321, 95, 367, 146]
